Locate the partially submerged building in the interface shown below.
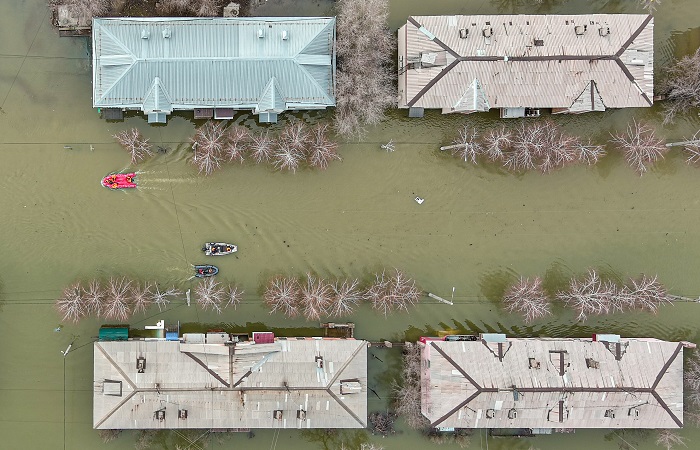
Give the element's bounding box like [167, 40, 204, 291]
[92, 17, 336, 123]
[398, 15, 653, 118]
[420, 334, 684, 431]
[93, 333, 367, 429]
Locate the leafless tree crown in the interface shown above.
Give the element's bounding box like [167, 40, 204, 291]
[103, 276, 133, 322]
[300, 273, 332, 321]
[655, 429, 687, 450]
[393, 343, 429, 429]
[308, 124, 341, 170]
[364, 268, 422, 316]
[264, 276, 302, 318]
[659, 47, 700, 124]
[114, 128, 154, 164]
[334, 0, 396, 137]
[328, 278, 362, 317]
[195, 277, 226, 314]
[191, 121, 226, 176]
[56, 282, 86, 323]
[609, 119, 668, 175]
[503, 276, 552, 323]
[449, 121, 607, 173]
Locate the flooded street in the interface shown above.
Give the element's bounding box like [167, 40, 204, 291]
[1, 0, 700, 448]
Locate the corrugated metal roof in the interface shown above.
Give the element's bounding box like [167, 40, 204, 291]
[398, 14, 653, 112]
[92, 17, 336, 119]
[422, 337, 684, 430]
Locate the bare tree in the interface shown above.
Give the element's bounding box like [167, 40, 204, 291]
[656, 430, 687, 450]
[300, 273, 332, 321]
[150, 285, 180, 311]
[249, 130, 274, 164]
[131, 281, 153, 315]
[62, 0, 109, 25]
[625, 274, 672, 313]
[335, 0, 396, 137]
[685, 352, 700, 408]
[503, 276, 552, 323]
[83, 279, 105, 317]
[365, 268, 422, 317]
[557, 269, 617, 321]
[450, 127, 483, 164]
[264, 276, 302, 318]
[483, 126, 512, 161]
[191, 121, 226, 175]
[328, 278, 362, 317]
[659, 48, 700, 124]
[308, 124, 341, 170]
[226, 284, 244, 309]
[272, 140, 304, 172]
[56, 282, 86, 323]
[393, 343, 429, 429]
[223, 126, 249, 164]
[639, 0, 662, 13]
[103, 277, 133, 321]
[114, 128, 154, 164]
[369, 412, 395, 436]
[280, 122, 310, 153]
[574, 138, 607, 165]
[610, 120, 667, 175]
[195, 277, 225, 313]
[196, 0, 220, 17]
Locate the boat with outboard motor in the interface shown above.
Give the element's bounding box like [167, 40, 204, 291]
[194, 265, 218, 278]
[102, 172, 137, 189]
[202, 242, 237, 256]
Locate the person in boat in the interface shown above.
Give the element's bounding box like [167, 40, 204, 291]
[111, 182, 118, 189]
[207, 268, 214, 274]
[125, 175, 133, 183]
[198, 268, 204, 275]
[211, 246, 218, 254]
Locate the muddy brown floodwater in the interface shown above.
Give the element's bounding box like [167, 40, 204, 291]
[1, 0, 700, 449]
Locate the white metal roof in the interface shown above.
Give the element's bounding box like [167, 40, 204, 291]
[421, 337, 684, 430]
[92, 17, 336, 119]
[93, 338, 367, 429]
[398, 14, 653, 113]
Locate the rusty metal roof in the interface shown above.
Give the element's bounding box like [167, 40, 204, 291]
[398, 14, 654, 113]
[421, 337, 683, 430]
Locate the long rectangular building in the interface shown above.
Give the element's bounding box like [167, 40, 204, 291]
[398, 14, 653, 117]
[93, 335, 367, 429]
[92, 17, 336, 123]
[421, 335, 684, 431]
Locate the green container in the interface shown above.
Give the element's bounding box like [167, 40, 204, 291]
[99, 326, 128, 341]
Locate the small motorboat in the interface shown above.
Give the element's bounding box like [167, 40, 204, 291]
[202, 242, 238, 256]
[194, 265, 218, 278]
[102, 172, 137, 190]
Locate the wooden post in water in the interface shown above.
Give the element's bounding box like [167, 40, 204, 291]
[428, 292, 453, 305]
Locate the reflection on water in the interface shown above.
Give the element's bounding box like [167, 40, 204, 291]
[1, 0, 700, 449]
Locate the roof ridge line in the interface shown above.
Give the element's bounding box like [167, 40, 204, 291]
[94, 391, 137, 429]
[325, 340, 367, 388]
[326, 388, 366, 427]
[94, 343, 137, 390]
[615, 14, 653, 58]
[430, 341, 482, 389]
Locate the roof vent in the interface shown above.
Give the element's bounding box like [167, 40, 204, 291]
[136, 356, 146, 373]
[141, 29, 150, 39]
[273, 410, 283, 420]
[528, 357, 541, 369]
[534, 39, 544, 47]
[459, 28, 469, 39]
[154, 409, 166, 421]
[574, 25, 586, 36]
[486, 409, 496, 419]
[315, 356, 324, 368]
[178, 409, 188, 419]
[628, 407, 640, 417]
[507, 408, 517, 419]
[281, 30, 289, 40]
[599, 26, 610, 37]
[585, 358, 600, 369]
[297, 409, 307, 420]
[162, 27, 171, 39]
[257, 28, 264, 38]
[482, 27, 493, 38]
[604, 409, 615, 419]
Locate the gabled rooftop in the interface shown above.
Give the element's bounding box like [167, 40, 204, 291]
[93, 337, 367, 429]
[92, 17, 336, 123]
[398, 14, 654, 114]
[421, 335, 684, 430]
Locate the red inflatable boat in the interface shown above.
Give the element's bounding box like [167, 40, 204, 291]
[102, 172, 137, 190]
